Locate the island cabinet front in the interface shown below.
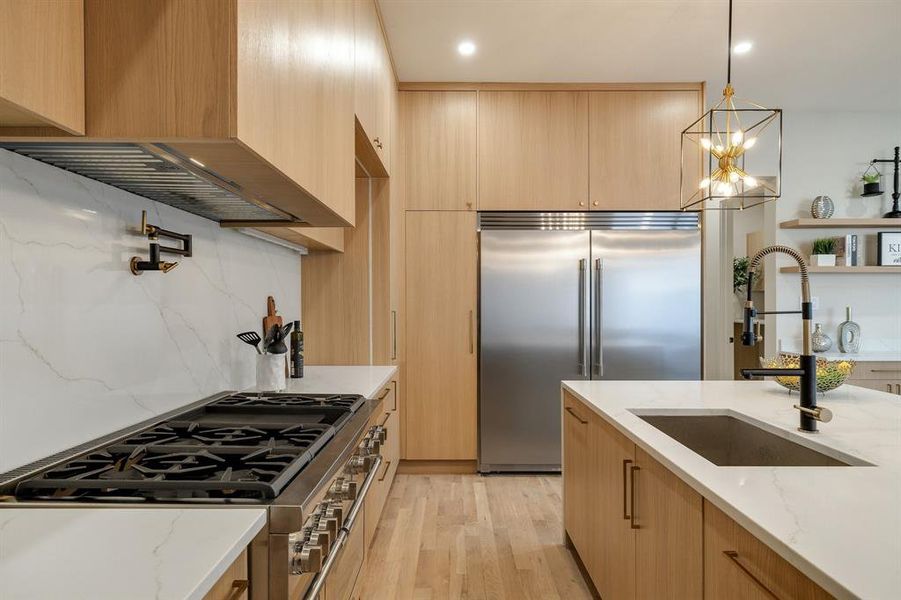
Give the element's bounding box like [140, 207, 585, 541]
[704, 502, 834, 600]
[562, 390, 703, 599]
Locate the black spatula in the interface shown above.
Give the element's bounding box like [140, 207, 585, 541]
[236, 331, 262, 354]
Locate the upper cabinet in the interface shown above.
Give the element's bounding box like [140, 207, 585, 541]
[401, 91, 478, 211]
[478, 91, 589, 210]
[47, 0, 357, 227]
[0, 0, 85, 134]
[589, 90, 702, 211]
[354, 0, 393, 175]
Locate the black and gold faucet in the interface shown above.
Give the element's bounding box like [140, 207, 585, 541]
[130, 210, 193, 275]
[738, 245, 832, 433]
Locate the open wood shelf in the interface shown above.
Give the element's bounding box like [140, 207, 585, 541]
[779, 218, 901, 229]
[779, 266, 901, 274]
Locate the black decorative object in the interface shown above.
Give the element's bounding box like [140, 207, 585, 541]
[877, 231, 901, 266]
[863, 146, 900, 218]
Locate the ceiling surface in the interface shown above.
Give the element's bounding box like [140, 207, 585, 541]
[379, 0, 901, 110]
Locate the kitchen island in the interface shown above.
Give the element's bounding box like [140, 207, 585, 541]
[561, 380, 901, 600]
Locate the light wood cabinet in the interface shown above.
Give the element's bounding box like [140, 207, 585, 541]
[404, 211, 478, 459]
[365, 382, 400, 549]
[634, 447, 703, 599]
[846, 361, 901, 395]
[705, 502, 833, 600]
[354, 0, 393, 174]
[589, 408, 636, 600]
[202, 548, 248, 600]
[589, 90, 701, 210]
[0, 0, 84, 134]
[400, 91, 478, 210]
[75, 0, 356, 226]
[562, 392, 595, 564]
[478, 91, 589, 210]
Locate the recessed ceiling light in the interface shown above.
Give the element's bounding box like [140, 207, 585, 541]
[457, 40, 476, 56]
[733, 41, 753, 54]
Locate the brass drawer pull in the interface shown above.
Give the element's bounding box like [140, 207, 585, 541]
[391, 310, 397, 360]
[622, 459, 633, 520]
[564, 406, 588, 424]
[870, 369, 901, 373]
[723, 551, 782, 600]
[469, 310, 475, 354]
[629, 465, 640, 529]
[378, 387, 391, 401]
[225, 579, 249, 600]
[378, 460, 392, 482]
[380, 412, 390, 427]
[392, 384, 398, 411]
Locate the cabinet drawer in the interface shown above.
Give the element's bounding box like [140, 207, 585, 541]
[704, 502, 833, 600]
[202, 549, 248, 600]
[846, 361, 901, 380]
[848, 379, 901, 395]
[365, 408, 399, 548]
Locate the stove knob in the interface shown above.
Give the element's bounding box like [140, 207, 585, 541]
[294, 544, 322, 574]
[324, 501, 344, 527]
[346, 454, 368, 474]
[336, 479, 358, 501]
[366, 438, 382, 455]
[371, 425, 387, 444]
[307, 528, 331, 556]
[328, 478, 346, 499]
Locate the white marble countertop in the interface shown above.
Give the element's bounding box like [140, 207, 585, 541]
[561, 380, 901, 600]
[0, 507, 266, 600]
[246, 365, 397, 398]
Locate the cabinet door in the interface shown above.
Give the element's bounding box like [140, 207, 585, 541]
[479, 91, 589, 210]
[0, 0, 84, 134]
[354, 0, 390, 169]
[589, 90, 700, 211]
[364, 386, 399, 549]
[562, 392, 594, 563]
[591, 413, 636, 600]
[634, 447, 703, 599]
[705, 501, 833, 600]
[401, 91, 478, 210]
[404, 211, 478, 459]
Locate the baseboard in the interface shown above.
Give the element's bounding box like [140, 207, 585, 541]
[396, 460, 477, 474]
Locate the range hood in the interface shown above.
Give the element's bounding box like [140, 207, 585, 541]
[0, 142, 299, 223]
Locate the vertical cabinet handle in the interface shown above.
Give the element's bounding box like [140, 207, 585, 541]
[224, 580, 249, 600]
[622, 459, 633, 519]
[468, 310, 474, 354]
[723, 551, 783, 600]
[629, 465, 640, 529]
[378, 460, 392, 482]
[593, 258, 603, 377]
[577, 259, 588, 376]
[391, 310, 397, 360]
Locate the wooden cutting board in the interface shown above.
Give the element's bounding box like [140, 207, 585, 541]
[263, 296, 283, 336]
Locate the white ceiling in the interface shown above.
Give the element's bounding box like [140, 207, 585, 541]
[379, 0, 901, 110]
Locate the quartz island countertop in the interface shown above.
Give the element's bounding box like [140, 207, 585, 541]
[561, 379, 901, 600]
[0, 507, 266, 600]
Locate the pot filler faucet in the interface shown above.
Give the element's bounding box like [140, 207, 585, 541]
[739, 245, 832, 433]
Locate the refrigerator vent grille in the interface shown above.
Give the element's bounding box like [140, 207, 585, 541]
[0, 142, 295, 223]
[478, 212, 699, 230]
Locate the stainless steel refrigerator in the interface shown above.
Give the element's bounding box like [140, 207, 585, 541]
[478, 212, 701, 473]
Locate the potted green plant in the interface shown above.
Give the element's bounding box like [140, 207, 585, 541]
[861, 171, 882, 196]
[810, 238, 837, 267]
[733, 256, 750, 293]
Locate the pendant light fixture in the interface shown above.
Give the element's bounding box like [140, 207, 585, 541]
[681, 0, 782, 211]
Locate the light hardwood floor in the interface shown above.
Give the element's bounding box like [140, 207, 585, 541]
[356, 474, 595, 599]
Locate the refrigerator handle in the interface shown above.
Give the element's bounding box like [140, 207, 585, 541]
[578, 259, 588, 377]
[593, 258, 604, 377]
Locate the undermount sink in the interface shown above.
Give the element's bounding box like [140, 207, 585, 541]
[631, 410, 872, 467]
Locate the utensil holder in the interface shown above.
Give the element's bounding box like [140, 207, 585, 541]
[256, 353, 287, 391]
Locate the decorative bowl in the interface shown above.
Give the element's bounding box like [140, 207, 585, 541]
[759, 354, 855, 393]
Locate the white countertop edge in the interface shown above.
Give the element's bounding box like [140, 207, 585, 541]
[560, 381, 857, 600]
[186, 509, 268, 600]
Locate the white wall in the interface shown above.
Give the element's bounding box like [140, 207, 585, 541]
[0, 150, 302, 472]
[762, 111, 901, 356]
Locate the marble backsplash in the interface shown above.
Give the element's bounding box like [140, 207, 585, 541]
[0, 149, 302, 472]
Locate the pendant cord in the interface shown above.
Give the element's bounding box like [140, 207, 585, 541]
[727, 0, 733, 85]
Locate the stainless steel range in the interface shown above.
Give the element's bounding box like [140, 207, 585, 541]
[3, 391, 386, 600]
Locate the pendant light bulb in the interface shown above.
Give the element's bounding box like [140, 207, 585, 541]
[743, 137, 757, 150]
[743, 176, 758, 189]
[729, 171, 740, 183]
[700, 138, 712, 150]
[699, 177, 711, 190]
[731, 130, 744, 145]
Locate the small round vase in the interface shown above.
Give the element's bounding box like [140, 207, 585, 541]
[810, 196, 834, 219]
[811, 323, 833, 353]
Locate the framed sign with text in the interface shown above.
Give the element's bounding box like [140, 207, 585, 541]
[877, 231, 901, 266]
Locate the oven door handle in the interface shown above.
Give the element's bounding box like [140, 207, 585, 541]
[303, 454, 383, 600]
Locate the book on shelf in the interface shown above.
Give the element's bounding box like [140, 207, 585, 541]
[833, 234, 858, 266]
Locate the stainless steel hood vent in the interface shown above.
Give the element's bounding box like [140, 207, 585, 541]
[0, 142, 298, 223]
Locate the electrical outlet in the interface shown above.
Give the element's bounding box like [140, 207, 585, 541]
[812, 296, 820, 310]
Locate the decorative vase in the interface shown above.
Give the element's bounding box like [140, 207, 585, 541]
[838, 306, 861, 353]
[810, 254, 836, 267]
[811, 323, 832, 353]
[810, 196, 834, 219]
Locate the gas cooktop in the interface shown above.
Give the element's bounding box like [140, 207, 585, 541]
[15, 393, 366, 502]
